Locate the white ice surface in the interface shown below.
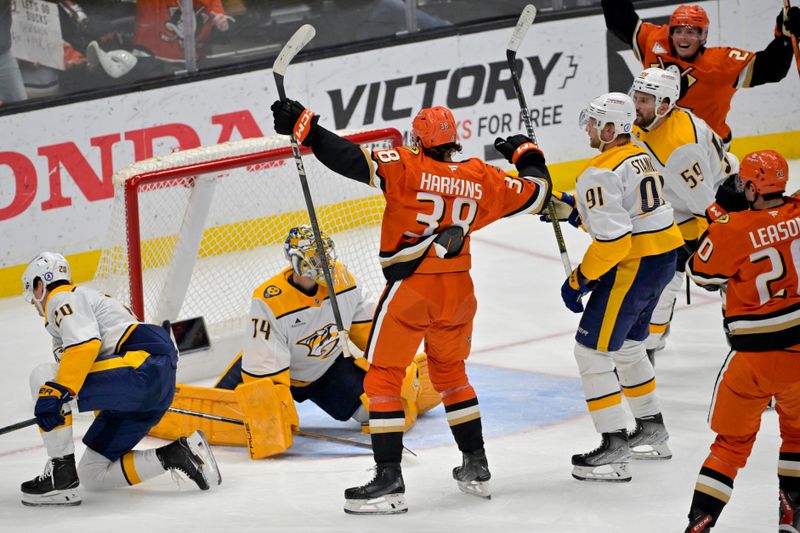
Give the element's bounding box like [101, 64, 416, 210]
[1, 165, 798, 533]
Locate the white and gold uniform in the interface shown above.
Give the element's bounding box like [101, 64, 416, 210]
[572, 141, 683, 434]
[633, 108, 737, 351]
[240, 265, 374, 386]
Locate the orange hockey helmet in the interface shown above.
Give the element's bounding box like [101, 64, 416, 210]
[739, 150, 789, 195]
[670, 5, 709, 33]
[411, 106, 459, 149]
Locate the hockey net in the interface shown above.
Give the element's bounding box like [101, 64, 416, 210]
[94, 129, 401, 353]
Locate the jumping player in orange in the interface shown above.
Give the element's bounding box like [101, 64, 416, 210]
[602, 2, 800, 144]
[685, 150, 800, 531]
[271, 99, 552, 513]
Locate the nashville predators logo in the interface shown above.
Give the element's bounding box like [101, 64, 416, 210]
[263, 285, 282, 298]
[296, 323, 340, 359]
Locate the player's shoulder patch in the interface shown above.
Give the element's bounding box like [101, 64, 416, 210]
[714, 214, 730, 224]
[263, 285, 282, 298]
[401, 146, 420, 155]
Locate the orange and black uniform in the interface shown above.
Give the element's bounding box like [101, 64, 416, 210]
[309, 125, 550, 463]
[685, 197, 800, 526]
[602, 0, 793, 143]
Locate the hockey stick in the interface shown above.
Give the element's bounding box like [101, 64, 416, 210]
[167, 407, 375, 451]
[784, 0, 800, 77]
[0, 417, 37, 436]
[506, 4, 573, 277]
[273, 24, 354, 358]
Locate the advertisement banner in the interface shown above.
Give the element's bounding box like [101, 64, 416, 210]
[0, 1, 797, 292]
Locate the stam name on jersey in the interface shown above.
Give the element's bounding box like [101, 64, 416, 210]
[747, 215, 800, 249]
[418, 172, 484, 200]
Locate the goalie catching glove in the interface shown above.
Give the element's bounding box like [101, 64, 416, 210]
[271, 98, 320, 146]
[540, 191, 581, 228]
[35, 381, 73, 431]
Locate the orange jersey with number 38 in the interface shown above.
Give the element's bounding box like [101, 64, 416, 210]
[688, 197, 800, 351]
[367, 146, 548, 281]
[634, 23, 755, 141]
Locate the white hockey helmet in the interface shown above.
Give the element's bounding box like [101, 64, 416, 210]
[630, 68, 681, 117]
[579, 92, 635, 143]
[22, 252, 71, 304]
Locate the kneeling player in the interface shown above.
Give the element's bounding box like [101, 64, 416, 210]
[152, 226, 440, 457]
[21, 252, 220, 507]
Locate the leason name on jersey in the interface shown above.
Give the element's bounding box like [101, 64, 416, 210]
[747, 214, 800, 250]
[419, 172, 483, 200]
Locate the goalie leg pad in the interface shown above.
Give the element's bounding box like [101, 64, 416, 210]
[412, 353, 442, 415]
[235, 378, 298, 459]
[148, 384, 247, 446]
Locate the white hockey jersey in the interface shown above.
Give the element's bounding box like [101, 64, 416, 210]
[576, 142, 683, 280]
[241, 266, 375, 384]
[633, 108, 737, 241]
[44, 285, 138, 358]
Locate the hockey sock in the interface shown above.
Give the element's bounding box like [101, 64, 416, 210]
[78, 447, 165, 489]
[779, 452, 800, 493]
[443, 390, 483, 453]
[369, 409, 406, 464]
[40, 407, 75, 459]
[689, 465, 734, 527]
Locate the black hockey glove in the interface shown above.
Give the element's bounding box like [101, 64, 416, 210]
[270, 98, 320, 146]
[705, 174, 748, 221]
[494, 135, 545, 167]
[777, 6, 800, 38]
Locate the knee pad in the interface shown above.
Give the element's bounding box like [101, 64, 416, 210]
[78, 448, 112, 490]
[612, 340, 647, 369]
[29, 363, 58, 402]
[574, 343, 615, 376]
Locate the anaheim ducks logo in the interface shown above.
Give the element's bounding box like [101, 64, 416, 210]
[296, 323, 339, 359]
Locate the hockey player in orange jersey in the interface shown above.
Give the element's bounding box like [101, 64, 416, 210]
[685, 150, 800, 532]
[271, 99, 552, 513]
[602, 2, 799, 144]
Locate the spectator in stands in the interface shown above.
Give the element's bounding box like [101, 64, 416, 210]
[133, 0, 230, 63]
[0, 0, 27, 105]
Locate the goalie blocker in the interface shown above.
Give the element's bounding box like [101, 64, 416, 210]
[149, 353, 440, 458]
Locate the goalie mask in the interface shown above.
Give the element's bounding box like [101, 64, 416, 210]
[22, 252, 71, 305]
[284, 225, 343, 286]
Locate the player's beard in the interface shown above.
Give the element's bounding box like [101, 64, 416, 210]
[634, 111, 655, 130]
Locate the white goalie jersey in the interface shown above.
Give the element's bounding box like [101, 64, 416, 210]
[241, 266, 375, 384]
[633, 108, 737, 241]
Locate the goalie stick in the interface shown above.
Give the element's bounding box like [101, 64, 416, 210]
[785, 0, 800, 77]
[506, 4, 573, 277]
[273, 24, 355, 358]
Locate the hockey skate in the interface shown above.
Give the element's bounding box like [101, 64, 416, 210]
[156, 430, 221, 490]
[452, 448, 491, 499]
[684, 508, 714, 532]
[628, 413, 672, 460]
[21, 454, 81, 506]
[780, 489, 800, 532]
[343, 463, 407, 515]
[571, 431, 631, 482]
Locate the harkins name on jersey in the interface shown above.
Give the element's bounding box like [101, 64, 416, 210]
[748, 214, 800, 249]
[419, 172, 483, 199]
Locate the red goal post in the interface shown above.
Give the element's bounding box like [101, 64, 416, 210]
[94, 129, 402, 357]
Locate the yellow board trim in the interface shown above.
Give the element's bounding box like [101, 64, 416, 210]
[597, 258, 641, 352]
[121, 452, 143, 485]
[3, 129, 799, 298]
